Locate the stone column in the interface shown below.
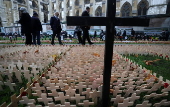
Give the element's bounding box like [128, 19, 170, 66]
[48, 1, 53, 21]
[0, 0, 7, 27]
[132, 0, 137, 16]
[38, 0, 44, 23]
[11, 0, 19, 24]
[116, 0, 120, 17]
[62, 0, 67, 21]
[70, 0, 75, 16]
[29, 1, 34, 17]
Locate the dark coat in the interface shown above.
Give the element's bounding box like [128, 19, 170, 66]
[50, 16, 62, 33]
[19, 13, 31, 34]
[82, 10, 90, 16]
[165, 31, 169, 37]
[123, 30, 126, 36]
[131, 29, 135, 36]
[81, 10, 90, 30]
[31, 16, 42, 33]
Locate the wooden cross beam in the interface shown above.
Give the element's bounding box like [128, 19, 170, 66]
[67, 16, 150, 26]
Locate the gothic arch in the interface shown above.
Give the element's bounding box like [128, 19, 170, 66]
[52, 3, 55, 11]
[137, 0, 149, 15]
[32, 0, 38, 8]
[67, 0, 70, 8]
[84, 0, 90, 4]
[95, 0, 102, 2]
[59, 3, 62, 9]
[166, 0, 170, 14]
[76, 10, 79, 16]
[75, 0, 79, 6]
[17, 0, 26, 4]
[95, 6, 102, 16]
[42, 4, 48, 23]
[121, 2, 132, 17]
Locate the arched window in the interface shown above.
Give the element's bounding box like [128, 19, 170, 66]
[76, 10, 79, 16]
[137, 0, 149, 15]
[121, 2, 132, 17]
[95, 6, 102, 16]
[17, 0, 25, 4]
[67, 0, 70, 8]
[95, 0, 102, 2]
[84, 0, 90, 4]
[52, 3, 54, 11]
[166, 1, 170, 14]
[75, 0, 79, 6]
[43, 4, 48, 23]
[59, 3, 62, 9]
[43, 4, 48, 11]
[32, 1, 38, 8]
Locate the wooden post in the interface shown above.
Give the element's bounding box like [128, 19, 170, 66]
[102, 0, 116, 107]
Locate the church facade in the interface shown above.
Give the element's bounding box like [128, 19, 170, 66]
[0, 0, 170, 30]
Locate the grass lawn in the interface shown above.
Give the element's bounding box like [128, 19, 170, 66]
[123, 54, 170, 81]
[0, 73, 28, 105]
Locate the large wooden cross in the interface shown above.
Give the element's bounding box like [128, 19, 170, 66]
[66, 0, 151, 107]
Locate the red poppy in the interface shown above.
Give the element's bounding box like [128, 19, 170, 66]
[33, 81, 38, 87]
[21, 92, 27, 97]
[42, 74, 45, 77]
[164, 83, 169, 88]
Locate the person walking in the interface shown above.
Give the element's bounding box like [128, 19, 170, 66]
[131, 28, 135, 40]
[165, 30, 169, 41]
[19, 7, 32, 45]
[100, 30, 104, 41]
[50, 12, 63, 45]
[14, 32, 18, 40]
[75, 26, 82, 44]
[81, 7, 93, 45]
[93, 31, 97, 41]
[31, 12, 42, 45]
[122, 30, 126, 40]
